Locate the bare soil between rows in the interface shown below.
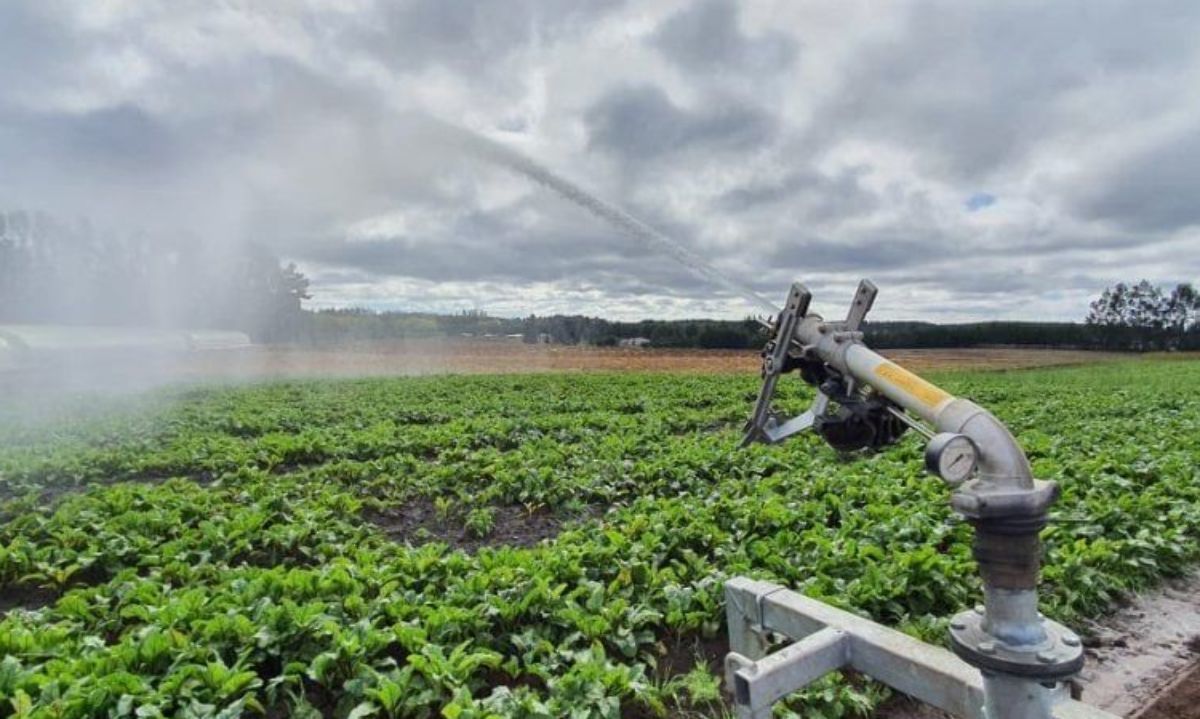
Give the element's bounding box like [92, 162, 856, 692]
[1139, 656, 1200, 718]
[0, 584, 58, 614]
[363, 497, 599, 553]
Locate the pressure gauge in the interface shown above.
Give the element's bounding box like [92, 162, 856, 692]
[925, 433, 978, 486]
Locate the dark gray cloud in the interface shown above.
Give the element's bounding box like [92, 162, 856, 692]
[769, 227, 957, 275]
[289, 190, 716, 297]
[0, 104, 178, 173]
[714, 167, 879, 222]
[366, 0, 624, 74]
[585, 84, 777, 160]
[1067, 123, 1200, 232]
[653, 0, 796, 75]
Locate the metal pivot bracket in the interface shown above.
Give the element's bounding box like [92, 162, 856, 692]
[724, 577, 1119, 719]
[742, 283, 814, 446]
[832, 278, 878, 337]
[743, 280, 880, 447]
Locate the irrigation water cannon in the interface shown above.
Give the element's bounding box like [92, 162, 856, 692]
[457, 124, 1118, 717]
[726, 280, 1118, 719]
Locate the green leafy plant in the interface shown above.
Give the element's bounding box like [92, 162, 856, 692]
[464, 507, 496, 539]
[1, 361, 1198, 717]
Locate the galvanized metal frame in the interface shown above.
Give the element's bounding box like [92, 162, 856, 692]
[725, 577, 1119, 719]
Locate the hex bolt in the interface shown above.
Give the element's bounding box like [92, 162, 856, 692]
[974, 604, 985, 615]
[1063, 634, 1080, 647]
[978, 641, 996, 655]
[951, 619, 967, 631]
[1037, 651, 1056, 664]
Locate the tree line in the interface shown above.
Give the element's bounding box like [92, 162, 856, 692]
[2, 210, 1195, 350]
[295, 309, 771, 349]
[0, 210, 309, 341]
[295, 282, 1200, 351]
[1084, 280, 1198, 350]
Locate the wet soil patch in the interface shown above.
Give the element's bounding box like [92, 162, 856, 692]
[364, 497, 597, 553]
[0, 583, 58, 614]
[873, 694, 952, 718]
[671, 419, 738, 436]
[620, 631, 731, 719]
[1, 563, 112, 616]
[1075, 571, 1200, 715]
[263, 683, 338, 719]
[654, 631, 730, 682]
[1139, 654, 1200, 718]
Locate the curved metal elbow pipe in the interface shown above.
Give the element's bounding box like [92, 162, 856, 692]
[933, 399, 1034, 491]
[834, 342, 1034, 491]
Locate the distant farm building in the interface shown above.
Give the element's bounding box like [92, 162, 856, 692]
[618, 337, 652, 348]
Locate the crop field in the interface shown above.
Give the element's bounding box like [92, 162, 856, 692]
[172, 343, 1143, 379]
[2, 359, 1200, 718]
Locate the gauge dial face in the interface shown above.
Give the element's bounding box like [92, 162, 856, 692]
[926, 433, 978, 485]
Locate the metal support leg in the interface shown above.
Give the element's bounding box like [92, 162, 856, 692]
[726, 582, 772, 660]
[983, 672, 1055, 719]
[727, 627, 849, 719]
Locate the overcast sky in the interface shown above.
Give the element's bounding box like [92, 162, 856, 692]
[2, 1, 1198, 322]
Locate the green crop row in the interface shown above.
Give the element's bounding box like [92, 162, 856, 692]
[1, 360, 1198, 717]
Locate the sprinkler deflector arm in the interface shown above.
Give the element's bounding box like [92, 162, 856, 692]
[735, 280, 1090, 719]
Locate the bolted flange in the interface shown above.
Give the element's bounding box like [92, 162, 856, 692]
[948, 608, 1084, 680]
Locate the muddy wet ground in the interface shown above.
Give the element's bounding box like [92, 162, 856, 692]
[1077, 570, 1200, 717]
[874, 570, 1200, 718]
[0, 583, 57, 614]
[1139, 659, 1200, 718]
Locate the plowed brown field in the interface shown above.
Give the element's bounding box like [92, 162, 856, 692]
[175, 340, 1142, 379]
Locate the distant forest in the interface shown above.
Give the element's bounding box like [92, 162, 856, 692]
[2, 210, 1197, 351]
[299, 279, 1199, 351]
[297, 306, 1200, 351]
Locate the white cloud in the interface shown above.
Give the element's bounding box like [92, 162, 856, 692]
[2, 0, 1198, 322]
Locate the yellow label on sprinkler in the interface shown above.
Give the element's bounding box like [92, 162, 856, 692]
[874, 362, 952, 409]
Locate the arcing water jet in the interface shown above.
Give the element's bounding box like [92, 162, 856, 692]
[424, 118, 780, 316]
